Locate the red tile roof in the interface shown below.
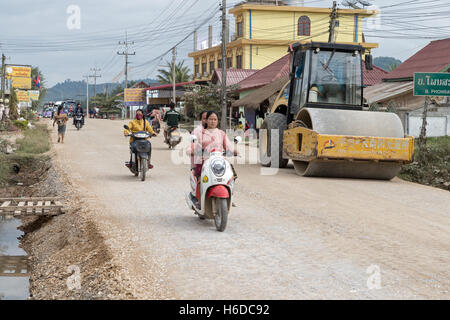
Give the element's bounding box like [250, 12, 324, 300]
[237, 54, 291, 91]
[212, 68, 259, 86]
[363, 63, 388, 86]
[383, 38, 450, 80]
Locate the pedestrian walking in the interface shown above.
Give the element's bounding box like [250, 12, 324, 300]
[53, 105, 69, 143]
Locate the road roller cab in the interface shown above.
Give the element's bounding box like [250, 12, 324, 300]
[260, 42, 415, 180]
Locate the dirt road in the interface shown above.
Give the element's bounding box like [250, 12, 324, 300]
[51, 119, 449, 299]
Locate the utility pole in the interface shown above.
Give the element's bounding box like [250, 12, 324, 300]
[117, 32, 135, 89]
[220, 0, 227, 130]
[83, 75, 90, 116]
[328, 1, 338, 43]
[172, 47, 177, 106]
[89, 68, 101, 97]
[1, 54, 5, 104]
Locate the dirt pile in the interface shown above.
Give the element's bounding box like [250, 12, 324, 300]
[17, 160, 138, 299]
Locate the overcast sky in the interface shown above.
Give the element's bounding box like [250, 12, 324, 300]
[1, 0, 448, 87]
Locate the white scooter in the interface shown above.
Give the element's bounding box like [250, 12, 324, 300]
[185, 135, 241, 232]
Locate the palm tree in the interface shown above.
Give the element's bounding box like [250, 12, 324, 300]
[157, 60, 191, 84]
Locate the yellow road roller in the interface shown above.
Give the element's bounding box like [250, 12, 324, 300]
[260, 42, 414, 179]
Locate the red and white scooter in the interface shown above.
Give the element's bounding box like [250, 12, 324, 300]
[185, 135, 241, 232]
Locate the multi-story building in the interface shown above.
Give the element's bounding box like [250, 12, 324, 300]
[188, 0, 378, 81]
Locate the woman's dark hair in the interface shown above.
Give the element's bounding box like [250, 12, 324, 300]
[204, 110, 219, 129]
[198, 110, 208, 120]
[57, 105, 63, 115]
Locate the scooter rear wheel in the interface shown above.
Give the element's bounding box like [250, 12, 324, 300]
[214, 198, 228, 232]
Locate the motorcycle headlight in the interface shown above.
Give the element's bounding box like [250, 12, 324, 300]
[211, 159, 226, 177]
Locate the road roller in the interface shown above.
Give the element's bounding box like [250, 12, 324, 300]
[260, 42, 414, 179]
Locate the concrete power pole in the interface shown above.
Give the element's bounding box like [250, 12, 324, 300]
[328, 1, 338, 43]
[89, 68, 101, 97]
[1, 54, 5, 104]
[83, 75, 90, 116]
[117, 33, 135, 89]
[220, 0, 227, 130]
[172, 47, 177, 106]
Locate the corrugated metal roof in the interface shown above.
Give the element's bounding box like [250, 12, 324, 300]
[237, 54, 291, 91]
[364, 81, 413, 104]
[364, 63, 388, 86]
[212, 68, 259, 86]
[383, 38, 450, 80]
[146, 81, 196, 90]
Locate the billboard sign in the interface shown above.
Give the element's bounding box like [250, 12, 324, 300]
[28, 90, 40, 101]
[414, 72, 450, 97]
[6, 66, 31, 78]
[15, 90, 30, 102]
[124, 88, 146, 106]
[12, 77, 32, 89]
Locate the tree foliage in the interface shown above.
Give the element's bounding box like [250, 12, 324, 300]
[157, 60, 191, 84]
[8, 88, 19, 120]
[182, 83, 239, 120]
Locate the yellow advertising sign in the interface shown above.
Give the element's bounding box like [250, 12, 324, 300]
[12, 77, 32, 89]
[15, 90, 30, 102]
[28, 90, 40, 101]
[124, 88, 146, 106]
[6, 66, 31, 78]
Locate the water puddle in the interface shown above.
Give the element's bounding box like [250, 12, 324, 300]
[0, 217, 30, 300]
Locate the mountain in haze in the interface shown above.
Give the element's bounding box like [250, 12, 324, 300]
[45, 78, 158, 102]
[373, 57, 403, 72]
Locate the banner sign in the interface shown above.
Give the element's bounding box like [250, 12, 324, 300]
[12, 77, 32, 89]
[15, 90, 30, 102]
[414, 72, 450, 97]
[124, 88, 146, 106]
[6, 66, 31, 78]
[28, 90, 40, 101]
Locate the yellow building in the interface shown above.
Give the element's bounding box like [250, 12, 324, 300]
[188, 2, 378, 81]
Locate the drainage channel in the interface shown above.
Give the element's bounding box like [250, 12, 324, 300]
[0, 216, 29, 300]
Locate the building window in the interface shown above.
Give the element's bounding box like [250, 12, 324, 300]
[195, 64, 199, 76]
[236, 55, 242, 69]
[298, 16, 311, 36]
[210, 61, 215, 73]
[227, 57, 233, 68]
[202, 62, 207, 76]
[218, 59, 222, 68]
[237, 22, 243, 37]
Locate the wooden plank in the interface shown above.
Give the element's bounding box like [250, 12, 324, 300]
[44, 201, 51, 214]
[27, 201, 34, 214]
[36, 201, 43, 214]
[1, 201, 11, 207]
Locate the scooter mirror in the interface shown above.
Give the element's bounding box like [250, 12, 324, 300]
[234, 136, 242, 144]
[190, 135, 198, 143]
[123, 125, 130, 130]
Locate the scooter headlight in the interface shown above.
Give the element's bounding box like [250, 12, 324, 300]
[211, 159, 226, 177]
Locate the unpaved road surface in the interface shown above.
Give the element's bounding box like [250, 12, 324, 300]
[50, 119, 449, 299]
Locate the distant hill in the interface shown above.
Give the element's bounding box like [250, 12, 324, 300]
[45, 79, 158, 102]
[374, 57, 402, 72]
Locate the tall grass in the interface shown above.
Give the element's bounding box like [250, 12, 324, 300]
[15, 124, 50, 154]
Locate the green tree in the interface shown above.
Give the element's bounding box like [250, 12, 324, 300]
[157, 60, 191, 84]
[31, 66, 47, 111]
[9, 88, 19, 120]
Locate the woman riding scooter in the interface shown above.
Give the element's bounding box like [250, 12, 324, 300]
[124, 109, 157, 170]
[187, 111, 238, 207]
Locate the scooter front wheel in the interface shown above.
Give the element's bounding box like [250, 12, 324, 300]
[140, 158, 147, 181]
[214, 198, 228, 232]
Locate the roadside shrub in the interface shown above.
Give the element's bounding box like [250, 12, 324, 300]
[12, 120, 29, 130]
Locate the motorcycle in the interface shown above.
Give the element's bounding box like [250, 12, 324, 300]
[166, 126, 182, 149]
[123, 125, 153, 181]
[185, 135, 241, 232]
[74, 114, 84, 130]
